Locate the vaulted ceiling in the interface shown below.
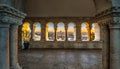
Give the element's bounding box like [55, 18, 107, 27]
[25, 0, 111, 17]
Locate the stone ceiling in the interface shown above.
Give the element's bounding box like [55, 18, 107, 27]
[25, 0, 111, 17]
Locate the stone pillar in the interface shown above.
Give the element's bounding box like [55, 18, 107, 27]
[9, 24, 21, 69]
[86, 23, 91, 41]
[46, 24, 48, 40]
[54, 23, 57, 41]
[110, 23, 120, 69]
[18, 25, 22, 49]
[0, 4, 26, 69]
[65, 23, 68, 41]
[76, 22, 81, 41]
[41, 22, 46, 41]
[89, 23, 92, 41]
[30, 23, 34, 41]
[101, 24, 110, 69]
[0, 24, 10, 69]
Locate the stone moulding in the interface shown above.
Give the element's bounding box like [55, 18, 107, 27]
[0, 4, 26, 25]
[24, 17, 94, 23]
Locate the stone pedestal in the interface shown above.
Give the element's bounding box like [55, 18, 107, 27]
[9, 25, 22, 69]
[0, 24, 10, 69]
[110, 23, 120, 69]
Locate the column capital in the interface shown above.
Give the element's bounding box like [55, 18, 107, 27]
[10, 24, 19, 31]
[109, 23, 120, 29]
[0, 24, 10, 28]
[0, 4, 26, 25]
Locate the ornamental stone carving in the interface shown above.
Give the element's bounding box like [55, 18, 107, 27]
[0, 4, 26, 25]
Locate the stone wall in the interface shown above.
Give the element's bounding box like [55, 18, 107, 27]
[29, 41, 102, 49]
[20, 17, 102, 49]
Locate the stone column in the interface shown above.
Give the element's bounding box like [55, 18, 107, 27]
[46, 24, 48, 40]
[18, 25, 22, 49]
[86, 23, 91, 41]
[101, 24, 110, 69]
[89, 23, 92, 41]
[65, 23, 68, 41]
[0, 24, 10, 69]
[76, 22, 81, 41]
[110, 23, 120, 69]
[30, 23, 34, 41]
[41, 22, 46, 41]
[0, 4, 26, 69]
[54, 23, 57, 41]
[9, 24, 21, 69]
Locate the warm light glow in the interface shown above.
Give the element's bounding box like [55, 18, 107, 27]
[22, 22, 31, 41]
[81, 22, 90, 41]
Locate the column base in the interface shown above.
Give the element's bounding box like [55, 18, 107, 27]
[10, 63, 22, 69]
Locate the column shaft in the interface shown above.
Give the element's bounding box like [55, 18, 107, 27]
[54, 23, 57, 41]
[9, 25, 21, 69]
[0, 24, 10, 69]
[102, 25, 110, 69]
[41, 23, 46, 41]
[110, 24, 120, 69]
[76, 22, 81, 41]
[30, 23, 34, 41]
[65, 23, 68, 41]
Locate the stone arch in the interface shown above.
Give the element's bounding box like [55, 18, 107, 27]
[81, 22, 90, 41]
[67, 22, 76, 41]
[56, 22, 65, 41]
[46, 22, 55, 41]
[22, 22, 31, 42]
[33, 22, 41, 41]
[91, 23, 100, 41]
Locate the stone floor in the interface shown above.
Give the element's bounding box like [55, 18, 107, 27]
[18, 49, 102, 69]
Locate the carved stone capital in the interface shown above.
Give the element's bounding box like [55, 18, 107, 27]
[0, 4, 26, 25]
[109, 23, 120, 29]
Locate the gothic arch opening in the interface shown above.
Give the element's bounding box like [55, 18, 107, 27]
[22, 22, 31, 42]
[67, 22, 76, 41]
[46, 22, 55, 41]
[33, 22, 41, 41]
[91, 23, 100, 41]
[21, 22, 31, 49]
[81, 22, 90, 41]
[56, 22, 65, 41]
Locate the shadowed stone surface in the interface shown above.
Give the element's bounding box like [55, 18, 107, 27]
[19, 49, 102, 69]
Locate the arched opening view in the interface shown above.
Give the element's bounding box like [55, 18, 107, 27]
[81, 22, 90, 41]
[33, 22, 41, 41]
[46, 22, 55, 41]
[91, 23, 100, 41]
[67, 23, 76, 41]
[57, 22, 65, 41]
[22, 22, 31, 45]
